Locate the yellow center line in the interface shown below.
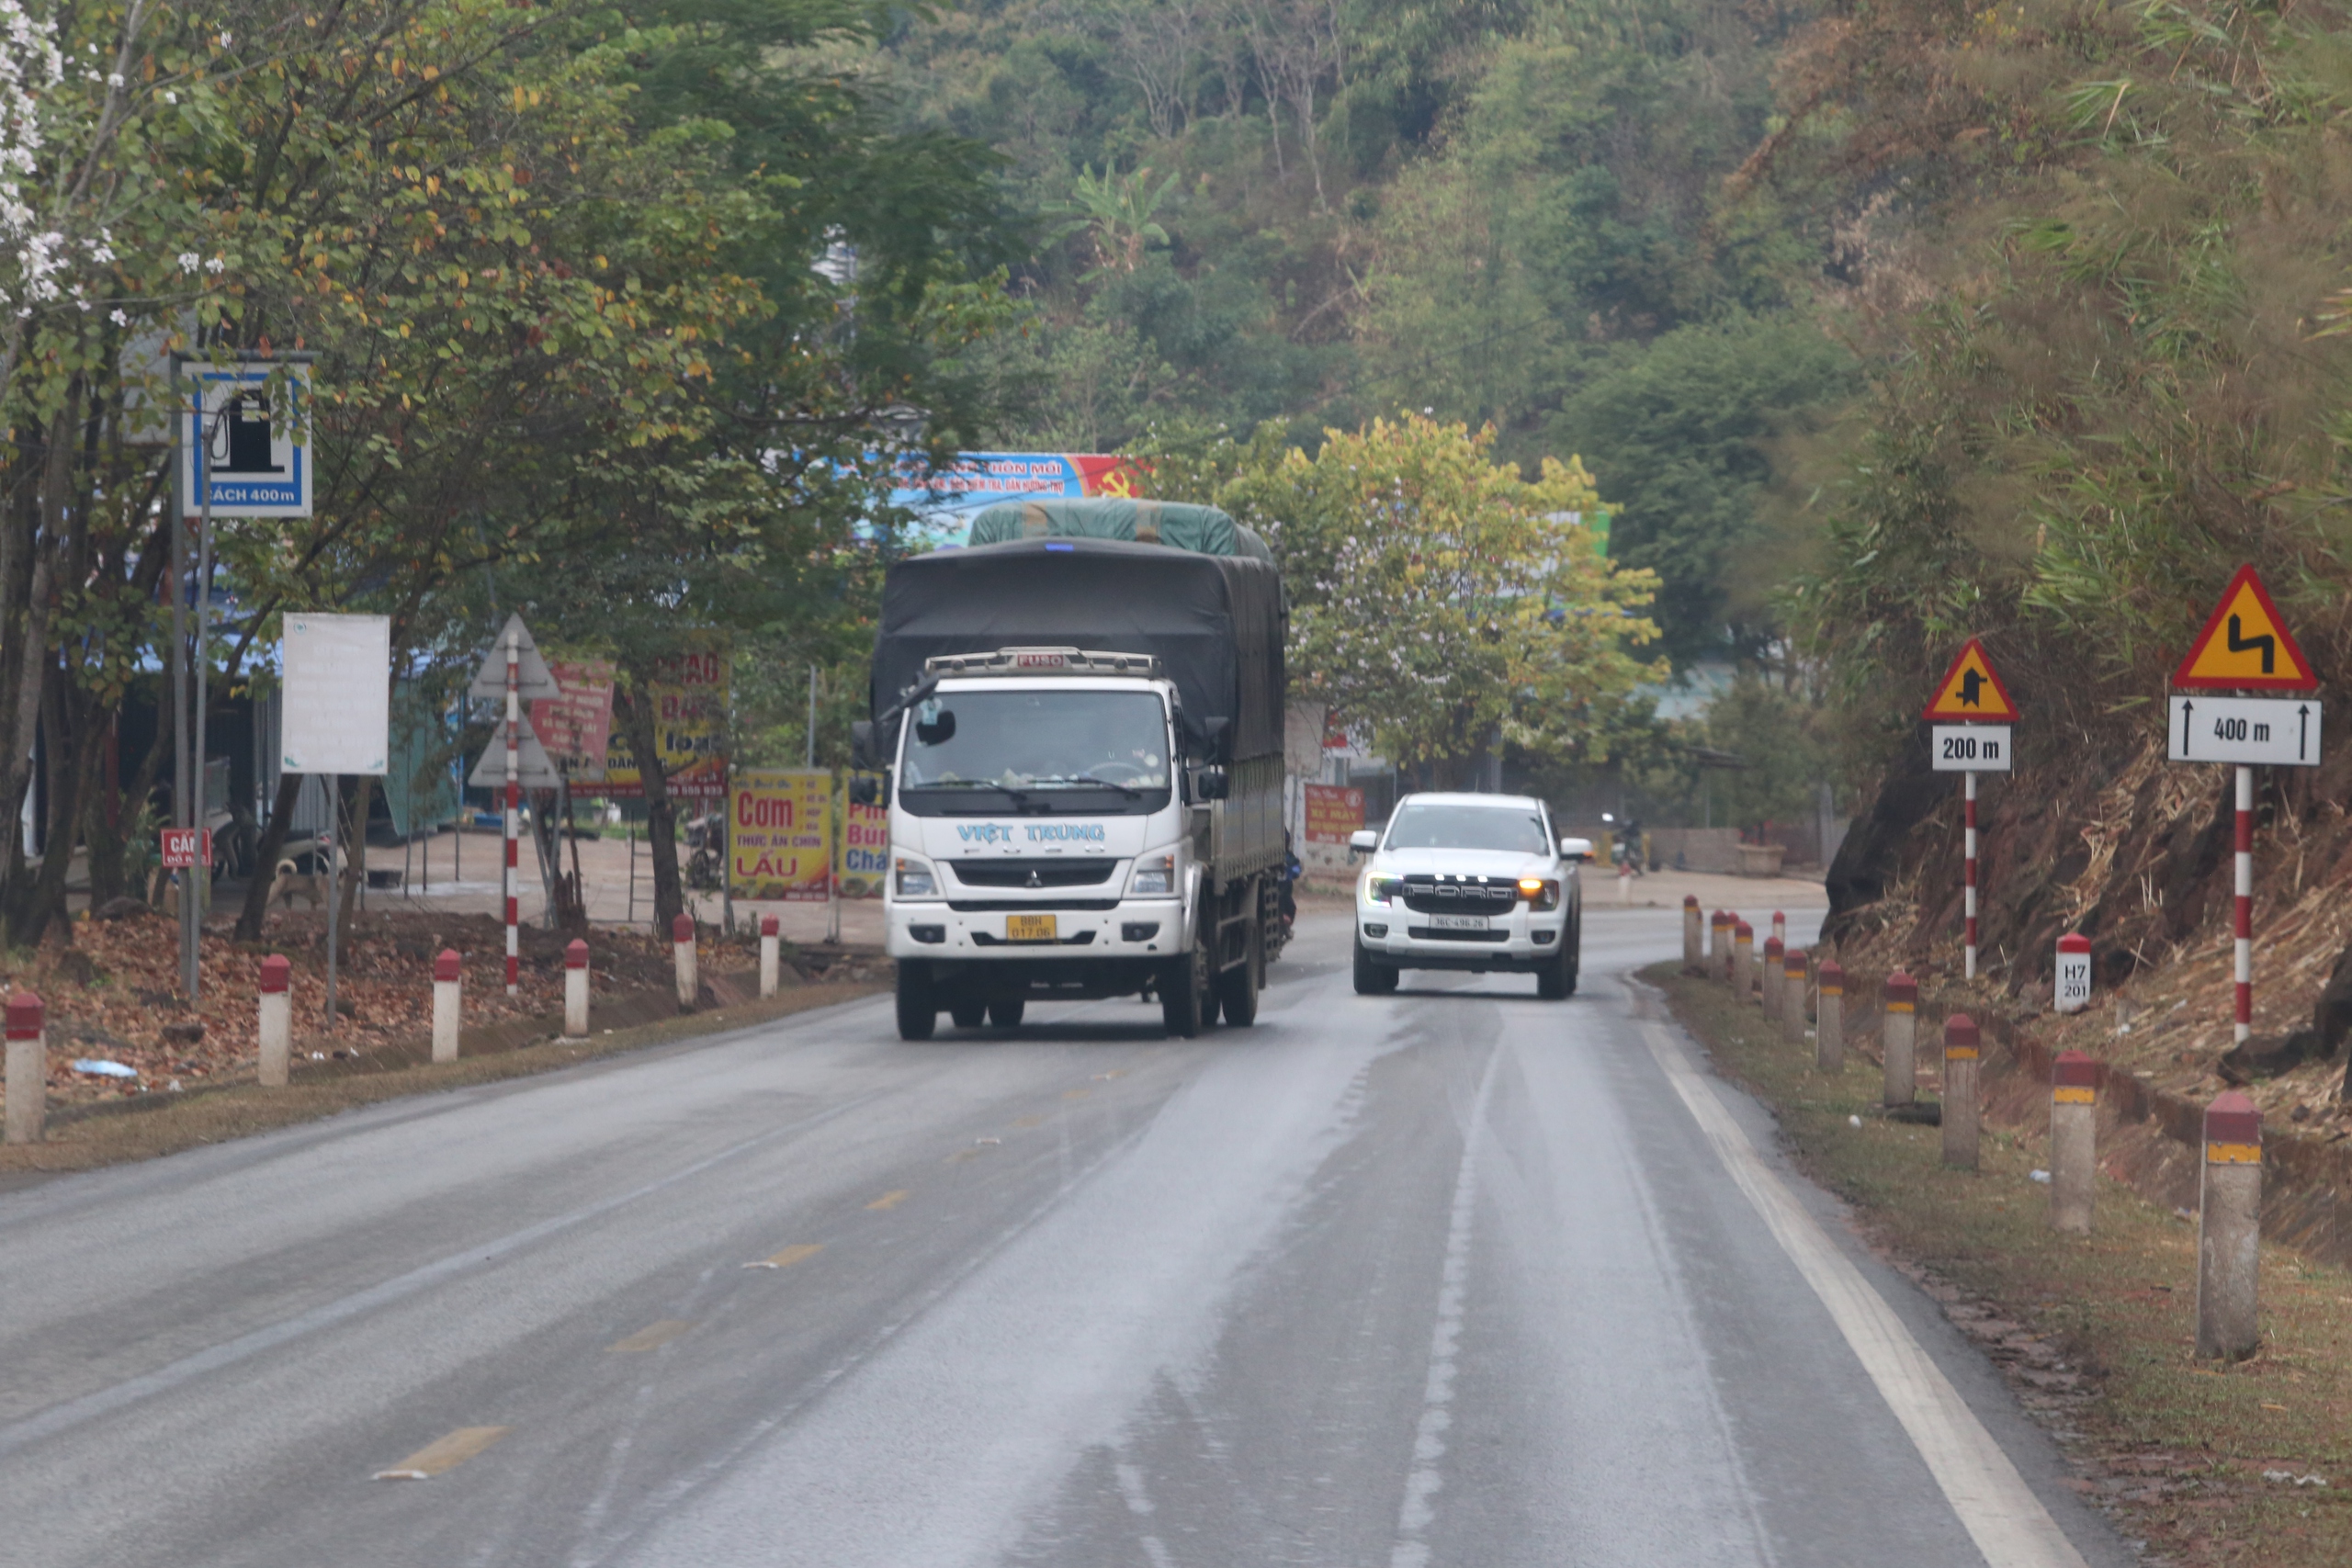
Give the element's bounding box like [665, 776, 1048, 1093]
[1062, 1089, 1091, 1100]
[865, 1190, 910, 1212]
[1011, 1115, 1044, 1129]
[373, 1426, 512, 1481]
[743, 1243, 823, 1270]
[606, 1319, 695, 1353]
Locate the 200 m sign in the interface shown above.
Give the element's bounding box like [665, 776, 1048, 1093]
[1929, 725, 2013, 773]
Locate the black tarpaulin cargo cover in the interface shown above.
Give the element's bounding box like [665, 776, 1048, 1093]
[872, 538, 1285, 761]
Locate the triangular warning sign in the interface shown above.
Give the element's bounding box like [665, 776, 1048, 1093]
[1922, 637, 2020, 722]
[2174, 564, 2317, 691]
[467, 712, 567, 790]
[466, 613, 561, 701]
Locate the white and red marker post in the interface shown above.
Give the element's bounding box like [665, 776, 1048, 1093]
[2165, 564, 2324, 1049]
[1923, 638, 2019, 982]
[504, 623, 521, 997]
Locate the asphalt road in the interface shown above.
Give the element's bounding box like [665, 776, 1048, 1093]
[0, 907, 2132, 1568]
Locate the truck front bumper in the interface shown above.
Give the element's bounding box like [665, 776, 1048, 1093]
[886, 899, 1184, 962]
[1356, 901, 1568, 973]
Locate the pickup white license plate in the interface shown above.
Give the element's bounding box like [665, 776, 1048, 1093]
[1430, 913, 1490, 931]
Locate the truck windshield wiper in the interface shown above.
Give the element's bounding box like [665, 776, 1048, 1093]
[1029, 774, 1144, 797]
[904, 778, 1030, 806]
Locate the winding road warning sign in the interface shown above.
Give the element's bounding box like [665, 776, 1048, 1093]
[1922, 637, 2020, 722]
[2174, 564, 2316, 691]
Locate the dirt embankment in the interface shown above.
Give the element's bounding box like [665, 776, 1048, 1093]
[1827, 730, 2352, 1134]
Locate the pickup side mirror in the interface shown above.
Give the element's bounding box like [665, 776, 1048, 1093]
[1558, 836, 1595, 863]
[1194, 765, 1229, 802]
[849, 774, 886, 807]
[850, 721, 876, 771]
[1348, 829, 1379, 854]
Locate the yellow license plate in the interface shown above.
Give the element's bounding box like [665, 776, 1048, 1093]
[1005, 914, 1058, 942]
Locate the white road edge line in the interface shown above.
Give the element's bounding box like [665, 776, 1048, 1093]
[1634, 1010, 2091, 1568]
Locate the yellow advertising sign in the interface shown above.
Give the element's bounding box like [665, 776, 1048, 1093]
[729, 769, 831, 901]
[838, 775, 888, 898]
[597, 646, 729, 800]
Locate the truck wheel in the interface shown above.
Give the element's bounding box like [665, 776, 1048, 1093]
[1537, 939, 1576, 999]
[1217, 919, 1261, 1027]
[1160, 931, 1212, 1038]
[988, 998, 1025, 1027]
[895, 964, 936, 1041]
[1353, 939, 1399, 996]
[950, 1001, 987, 1029]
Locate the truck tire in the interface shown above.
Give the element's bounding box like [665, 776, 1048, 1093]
[1353, 938, 1398, 996]
[1217, 916, 1261, 1027]
[1537, 938, 1577, 1000]
[988, 998, 1025, 1027]
[895, 964, 936, 1041]
[1161, 928, 1212, 1038]
[950, 1000, 987, 1029]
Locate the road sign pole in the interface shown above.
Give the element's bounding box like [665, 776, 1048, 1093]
[505, 626, 521, 997]
[171, 378, 194, 999]
[2234, 764, 2252, 1045]
[1963, 771, 1979, 981]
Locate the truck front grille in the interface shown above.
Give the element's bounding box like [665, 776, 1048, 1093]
[951, 858, 1117, 889]
[1398, 876, 1520, 917]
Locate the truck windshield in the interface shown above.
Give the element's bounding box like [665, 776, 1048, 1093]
[899, 689, 1171, 815]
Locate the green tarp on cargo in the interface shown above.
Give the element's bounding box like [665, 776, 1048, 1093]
[966, 498, 1271, 560]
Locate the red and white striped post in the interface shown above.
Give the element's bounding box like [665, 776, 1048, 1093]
[257, 954, 292, 1088]
[564, 939, 591, 1038]
[433, 949, 463, 1063]
[759, 914, 781, 998]
[2233, 765, 2252, 1045]
[673, 912, 698, 1011]
[503, 623, 521, 997]
[1815, 959, 1845, 1071]
[5, 991, 45, 1145]
[1963, 771, 1980, 980]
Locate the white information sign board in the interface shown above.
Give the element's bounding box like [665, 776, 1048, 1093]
[1929, 724, 2012, 773]
[2166, 695, 2322, 767]
[280, 614, 390, 775]
[179, 362, 312, 518]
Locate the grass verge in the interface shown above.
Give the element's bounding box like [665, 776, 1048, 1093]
[0, 980, 886, 1180]
[1647, 963, 2352, 1567]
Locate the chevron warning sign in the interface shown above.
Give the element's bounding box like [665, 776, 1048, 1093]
[1922, 637, 2019, 722]
[2174, 564, 2317, 691]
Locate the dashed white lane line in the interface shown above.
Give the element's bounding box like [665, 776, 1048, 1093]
[1635, 1011, 2092, 1568]
[1388, 1043, 1501, 1568]
[1114, 1461, 1178, 1568]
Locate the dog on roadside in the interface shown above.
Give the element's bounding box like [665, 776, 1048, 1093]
[271, 858, 328, 910]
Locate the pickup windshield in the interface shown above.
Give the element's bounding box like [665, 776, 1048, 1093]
[899, 689, 1171, 816]
[1384, 803, 1552, 855]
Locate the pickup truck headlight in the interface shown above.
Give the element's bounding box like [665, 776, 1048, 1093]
[895, 855, 938, 898]
[1517, 877, 1560, 911]
[1364, 874, 1405, 905]
[1127, 849, 1178, 897]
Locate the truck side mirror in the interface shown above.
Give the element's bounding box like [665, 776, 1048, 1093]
[1194, 765, 1229, 801]
[1348, 829, 1378, 854]
[1559, 837, 1594, 862]
[850, 721, 876, 771]
[849, 774, 886, 807]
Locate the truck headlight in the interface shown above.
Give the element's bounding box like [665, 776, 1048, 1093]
[1127, 849, 1178, 897]
[1364, 874, 1404, 905]
[895, 855, 938, 897]
[1518, 877, 1559, 911]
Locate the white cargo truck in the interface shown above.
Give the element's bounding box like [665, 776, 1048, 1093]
[854, 514, 1286, 1040]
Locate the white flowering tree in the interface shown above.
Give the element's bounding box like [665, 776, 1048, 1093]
[1203, 412, 1668, 784]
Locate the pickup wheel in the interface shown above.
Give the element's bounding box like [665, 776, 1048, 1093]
[1353, 938, 1399, 996]
[1537, 937, 1577, 999]
[1160, 927, 1213, 1038]
[895, 963, 937, 1041]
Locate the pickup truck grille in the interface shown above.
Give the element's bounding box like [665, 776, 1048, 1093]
[951, 858, 1117, 889]
[1398, 875, 1521, 917]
